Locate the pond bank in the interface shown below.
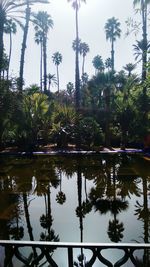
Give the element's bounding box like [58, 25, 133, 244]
[0, 146, 143, 156]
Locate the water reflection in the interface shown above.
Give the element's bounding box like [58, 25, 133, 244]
[0, 154, 150, 265]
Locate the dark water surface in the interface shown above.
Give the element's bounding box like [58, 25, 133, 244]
[0, 153, 149, 266]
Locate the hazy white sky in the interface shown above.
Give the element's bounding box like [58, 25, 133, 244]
[6, 0, 142, 91]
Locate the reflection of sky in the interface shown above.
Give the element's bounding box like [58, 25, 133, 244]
[1, 155, 149, 266]
[22, 173, 144, 245]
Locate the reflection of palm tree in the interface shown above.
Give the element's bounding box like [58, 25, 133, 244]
[56, 170, 66, 205]
[74, 161, 93, 267]
[74, 164, 86, 267]
[23, 193, 37, 257]
[89, 155, 128, 243]
[134, 173, 150, 266]
[107, 219, 124, 242]
[40, 184, 59, 243]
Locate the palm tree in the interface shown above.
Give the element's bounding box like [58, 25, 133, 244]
[72, 38, 81, 52]
[0, 52, 9, 79]
[123, 63, 136, 77]
[19, 0, 49, 91]
[33, 11, 53, 94]
[105, 17, 121, 72]
[92, 55, 105, 75]
[47, 73, 57, 91]
[68, 0, 86, 109]
[52, 51, 62, 92]
[4, 19, 17, 80]
[0, 0, 25, 73]
[34, 30, 43, 91]
[133, 0, 150, 81]
[105, 57, 112, 71]
[133, 39, 150, 65]
[80, 42, 89, 76]
[0, 0, 48, 85]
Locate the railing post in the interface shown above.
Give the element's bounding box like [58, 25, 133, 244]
[68, 246, 74, 267]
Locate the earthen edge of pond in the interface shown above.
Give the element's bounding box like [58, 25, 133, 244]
[0, 148, 144, 156]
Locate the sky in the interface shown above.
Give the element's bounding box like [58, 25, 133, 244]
[5, 0, 142, 91]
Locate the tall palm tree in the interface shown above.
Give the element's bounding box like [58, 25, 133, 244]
[47, 73, 57, 91]
[33, 11, 53, 94]
[4, 19, 17, 80]
[19, 0, 49, 91]
[92, 55, 105, 75]
[133, 39, 150, 63]
[68, 0, 86, 109]
[123, 63, 136, 77]
[34, 30, 43, 91]
[0, 0, 26, 74]
[0, 0, 48, 85]
[105, 17, 121, 72]
[52, 51, 62, 92]
[0, 52, 9, 79]
[80, 42, 89, 76]
[105, 57, 112, 71]
[133, 39, 150, 74]
[133, 0, 150, 81]
[72, 37, 81, 52]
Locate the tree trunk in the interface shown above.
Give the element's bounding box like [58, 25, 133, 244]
[0, 9, 4, 77]
[40, 42, 43, 92]
[105, 87, 111, 147]
[82, 55, 85, 76]
[111, 40, 114, 73]
[75, 3, 80, 110]
[19, 2, 31, 91]
[56, 64, 59, 93]
[141, 0, 147, 83]
[141, 0, 148, 121]
[23, 193, 37, 258]
[43, 34, 47, 93]
[7, 31, 12, 80]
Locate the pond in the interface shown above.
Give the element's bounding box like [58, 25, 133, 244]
[0, 153, 150, 266]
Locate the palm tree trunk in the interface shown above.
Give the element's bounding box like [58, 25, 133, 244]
[23, 193, 37, 258]
[43, 35, 47, 93]
[77, 165, 83, 243]
[82, 55, 85, 76]
[7, 31, 12, 80]
[141, 1, 148, 121]
[40, 42, 43, 92]
[105, 87, 111, 147]
[75, 3, 80, 110]
[141, 0, 147, 83]
[56, 65, 59, 93]
[0, 10, 4, 77]
[111, 40, 114, 73]
[19, 2, 31, 91]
